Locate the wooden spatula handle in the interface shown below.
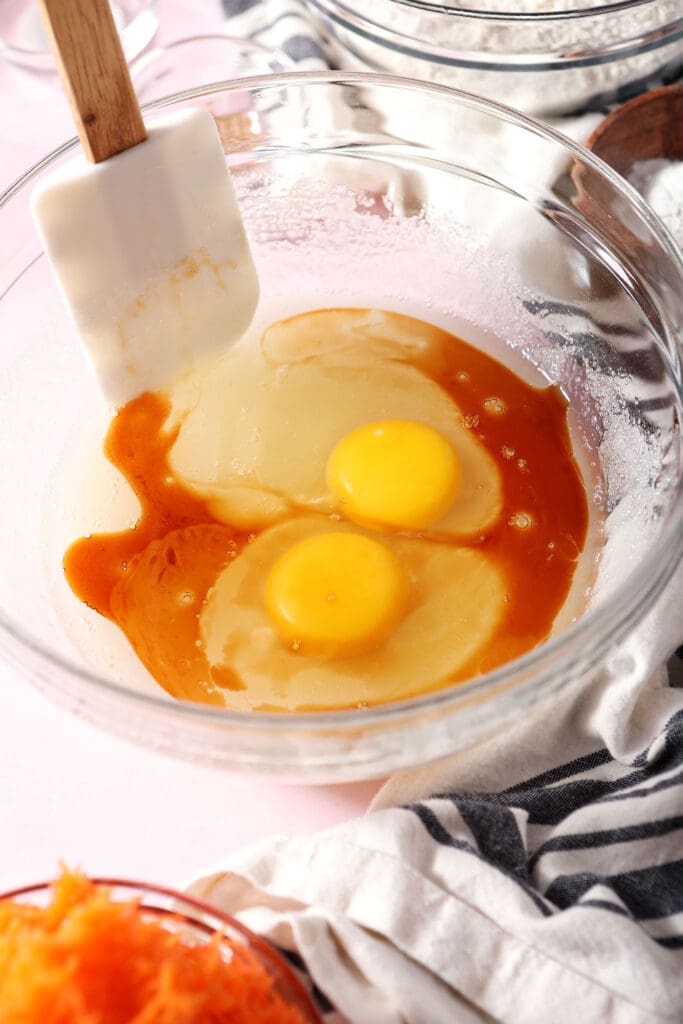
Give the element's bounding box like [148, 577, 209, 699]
[38, 0, 146, 163]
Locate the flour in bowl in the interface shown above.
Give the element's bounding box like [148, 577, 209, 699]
[317, 0, 683, 116]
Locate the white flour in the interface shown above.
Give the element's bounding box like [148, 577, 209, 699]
[320, 0, 682, 116]
[628, 159, 683, 251]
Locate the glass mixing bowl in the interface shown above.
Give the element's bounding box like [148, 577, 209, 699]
[0, 878, 322, 1022]
[304, 0, 683, 117]
[0, 0, 158, 71]
[1, 73, 682, 781]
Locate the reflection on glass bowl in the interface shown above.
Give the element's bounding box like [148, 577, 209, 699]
[131, 33, 295, 102]
[0, 0, 158, 71]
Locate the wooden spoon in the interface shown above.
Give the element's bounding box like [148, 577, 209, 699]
[585, 82, 683, 177]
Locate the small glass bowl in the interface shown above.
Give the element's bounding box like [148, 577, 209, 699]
[1, 73, 682, 781]
[0, 878, 322, 1022]
[304, 0, 683, 117]
[0, 0, 158, 71]
[131, 34, 295, 103]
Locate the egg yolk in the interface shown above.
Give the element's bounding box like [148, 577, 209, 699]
[326, 419, 461, 531]
[264, 532, 408, 657]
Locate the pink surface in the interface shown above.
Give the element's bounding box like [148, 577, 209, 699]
[0, 0, 380, 893]
[0, 0, 238, 189]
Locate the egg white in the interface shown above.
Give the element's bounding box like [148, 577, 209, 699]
[167, 308, 502, 538]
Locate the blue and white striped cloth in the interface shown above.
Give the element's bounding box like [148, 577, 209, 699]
[200, 4, 683, 1021]
[189, 630, 683, 1022]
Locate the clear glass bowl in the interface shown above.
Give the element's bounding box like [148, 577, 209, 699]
[0, 879, 322, 1022]
[304, 0, 683, 116]
[0, 0, 158, 70]
[131, 33, 295, 102]
[1, 73, 682, 781]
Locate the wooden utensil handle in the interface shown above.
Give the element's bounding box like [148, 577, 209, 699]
[38, 0, 146, 163]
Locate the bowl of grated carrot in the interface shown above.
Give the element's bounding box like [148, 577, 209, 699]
[0, 870, 322, 1023]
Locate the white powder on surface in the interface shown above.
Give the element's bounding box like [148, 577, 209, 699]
[628, 159, 683, 250]
[315, 0, 683, 116]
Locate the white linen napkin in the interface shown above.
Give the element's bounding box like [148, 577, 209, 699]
[187, 5, 683, 1022]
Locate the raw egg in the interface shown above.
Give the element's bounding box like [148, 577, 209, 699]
[166, 310, 502, 538]
[64, 308, 591, 711]
[326, 419, 461, 531]
[264, 532, 409, 658]
[200, 516, 506, 711]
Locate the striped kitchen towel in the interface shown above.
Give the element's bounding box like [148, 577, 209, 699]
[188, 567, 683, 1023]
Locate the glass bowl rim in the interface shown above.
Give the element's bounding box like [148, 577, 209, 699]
[0, 877, 256, 935]
[0, 876, 321, 1021]
[370, 0, 674, 22]
[128, 30, 297, 84]
[307, 0, 683, 72]
[1, 69, 682, 733]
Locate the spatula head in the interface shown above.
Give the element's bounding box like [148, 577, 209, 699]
[31, 107, 259, 407]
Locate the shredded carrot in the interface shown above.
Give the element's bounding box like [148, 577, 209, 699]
[0, 871, 311, 1024]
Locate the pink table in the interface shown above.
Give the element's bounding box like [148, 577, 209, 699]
[0, 0, 379, 893]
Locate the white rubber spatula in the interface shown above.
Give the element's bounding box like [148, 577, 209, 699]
[31, 0, 259, 408]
